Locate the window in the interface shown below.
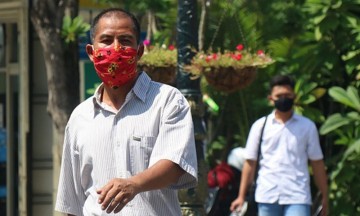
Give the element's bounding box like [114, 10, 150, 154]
[0, 24, 4, 69]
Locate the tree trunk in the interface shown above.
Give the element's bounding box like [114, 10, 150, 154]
[198, 0, 207, 51]
[150, 11, 158, 36]
[146, 10, 158, 42]
[30, 0, 80, 215]
[146, 11, 152, 41]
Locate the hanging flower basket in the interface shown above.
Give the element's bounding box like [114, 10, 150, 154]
[138, 65, 177, 85]
[138, 42, 177, 85]
[202, 66, 257, 92]
[187, 44, 274, 93]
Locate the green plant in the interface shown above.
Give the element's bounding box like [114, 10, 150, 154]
[320, 86, 360, 145]
[206, 136, 227, 167]
[138, 44, 177, 68]
[187, 44, 274, 76]
[293, 77, 326, 123]
[319, 86, 360, 215]
[61, 16, 90, 44]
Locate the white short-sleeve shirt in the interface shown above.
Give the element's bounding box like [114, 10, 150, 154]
[245, 112, 323, 205]
[55, 72, 198, 216]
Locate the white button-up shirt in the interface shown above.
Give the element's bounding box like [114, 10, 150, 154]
[55, 72, 198, 216]
[245, 112, 323, 205]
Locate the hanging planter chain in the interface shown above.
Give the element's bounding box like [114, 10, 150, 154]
[208, 4, 228, 49]
[187, 0, 274, 93]
[209, 0, 248, 50]
[234, 14, 247, 48]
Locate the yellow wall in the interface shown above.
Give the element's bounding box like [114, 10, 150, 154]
[79, 0, 108, 9]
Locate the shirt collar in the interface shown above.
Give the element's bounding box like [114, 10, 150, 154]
[92, 71, 151, 107]
[93, 84, 104, 108]
[132, 71, 151, 103]
[269, 110, 299, 124]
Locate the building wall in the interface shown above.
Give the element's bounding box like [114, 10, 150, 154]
[28, 4, 104, 215]
[0, 0, 109, 215]
[0, 1, 29, 216]
[30, 36, 54, 215]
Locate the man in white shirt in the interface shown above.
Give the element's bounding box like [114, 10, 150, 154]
[55, 8, 198, 216]
[230, 75, 328, 216]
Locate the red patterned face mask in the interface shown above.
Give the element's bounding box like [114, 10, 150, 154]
[93, 45, 138, 89]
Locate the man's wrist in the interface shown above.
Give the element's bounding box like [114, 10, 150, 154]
[128, 176, 143, 194]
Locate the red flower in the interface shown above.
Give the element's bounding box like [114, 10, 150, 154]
[212, 53, 218, 60]
[236, 44, 244, 51]
[257, 50, 265, 56]
[205, 53, 218, 62]
[205, 55, 212, 62]
[232, 53, 242, 61]
[168, 45, 175, 51]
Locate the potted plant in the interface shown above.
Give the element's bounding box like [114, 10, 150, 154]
[138, 40, 178, 85]
[187, 44, 274, 92]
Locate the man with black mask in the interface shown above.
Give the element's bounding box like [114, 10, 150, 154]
[230, 75, 328, 216]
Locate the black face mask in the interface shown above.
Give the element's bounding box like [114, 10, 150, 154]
[274, 97, 294, 112]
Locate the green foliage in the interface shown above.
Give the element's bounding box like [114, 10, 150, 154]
[294, 77, 326, 122]
[267, 38, 294, 63]
[205, 0, 262, 51]
[104, 0, 178, 44]
[202, 1, 360, 213]
[320, 86, 360, 143]
[320, 86, 360, 215]
[329, 152, 360, 215]
[320, 113, 353, 136]
[187, 48, 274, 76]
[151, 6, 178, 44]
[121, 0, 174, 12]
[298, 0, 360, 85]
[206, 136, 227, 166]
[62, 16, 90, 44]
[329, 86, 360, 112]
[102, 2, 360, 213]
[138, 45, 177, 67]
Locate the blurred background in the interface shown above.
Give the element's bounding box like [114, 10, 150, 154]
[0, 0, 359, 215]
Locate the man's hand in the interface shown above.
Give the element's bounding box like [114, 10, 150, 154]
[96, 159, 184, 214]
[97, 178, 139, 214]
[229, 159, 256, 213]
[230, 196, 245, 212]
[310, 159, 328, 216]
[321, 196, 328, 216]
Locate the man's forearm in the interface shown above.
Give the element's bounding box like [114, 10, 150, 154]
[238, 160, 256, 198]
[311, 160, 328, 197]
[130, 159, 185, 193]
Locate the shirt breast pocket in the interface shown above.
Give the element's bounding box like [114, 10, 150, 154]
[288, 133, 307, 164]
[129, 135, 156, 175]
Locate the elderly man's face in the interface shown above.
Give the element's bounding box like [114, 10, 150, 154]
[93, 15, 138, 50]
[86, 14, 143, 63]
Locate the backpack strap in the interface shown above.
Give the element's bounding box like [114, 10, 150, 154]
[254, 115, 268, 181]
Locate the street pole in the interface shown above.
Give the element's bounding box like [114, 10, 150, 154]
[176, 0, 208, 215]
